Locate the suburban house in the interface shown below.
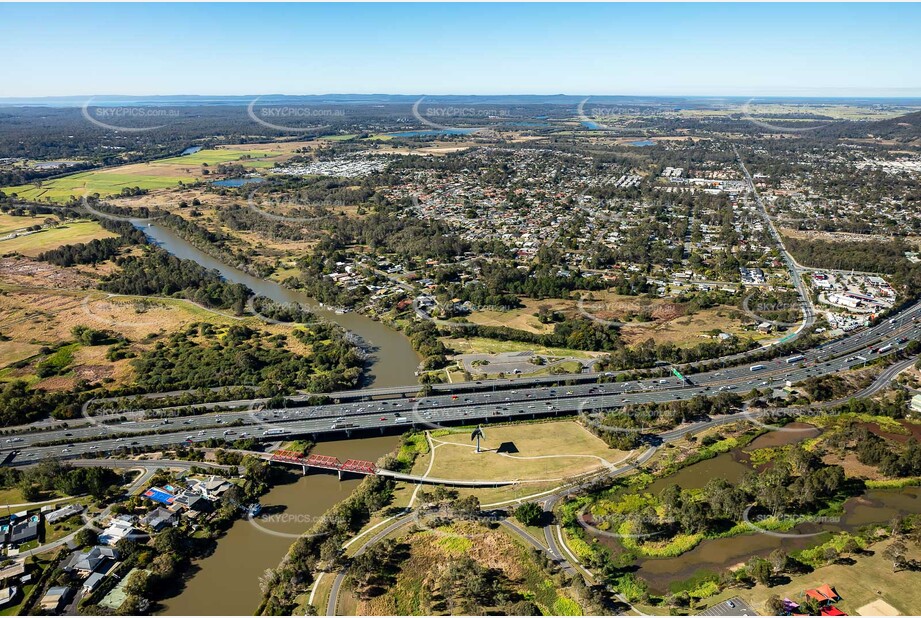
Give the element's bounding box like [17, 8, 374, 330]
[39, 586, 72, 612]
[8, 518, 39, 546]
[82, 572, 106, 594]
[62, 546, 119, 577]
[98, 516, 137, 546]
[0, 586, 19, 609]
[45, 503, 83, 525]
[189, 476, 232, 500]
[140, 507, 178, 532]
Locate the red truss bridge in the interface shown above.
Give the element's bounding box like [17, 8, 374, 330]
[270, 450, 377, 478]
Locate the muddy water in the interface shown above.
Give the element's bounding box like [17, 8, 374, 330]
[743, 422, 822, 449]
[134, 221, 421, 387]
[589, 424, 920, 593]
[646, 423, 821, 495]
[158, 435, 398, 615]
[634, 487, 921, 593]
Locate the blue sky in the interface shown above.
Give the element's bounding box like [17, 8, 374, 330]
[1, 3, 919, 97]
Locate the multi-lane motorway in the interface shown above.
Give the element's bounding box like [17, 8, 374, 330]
[3, 300, 920, 466]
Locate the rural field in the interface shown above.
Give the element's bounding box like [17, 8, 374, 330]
[708, 537, 921, 616]
[0, 212, 45, 235]
[408, 421, 630, 483]
[0, 220, 116, 256]
[445, 335, 606, 360]
[1, 144, 307, 202]
[0, 283, 310, 389]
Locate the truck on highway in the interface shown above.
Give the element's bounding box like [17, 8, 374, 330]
[876, 343, 893, 354]
[262, 428, 289, 436]
[749, 364, 766, 372]
[786, 354, 806, 364]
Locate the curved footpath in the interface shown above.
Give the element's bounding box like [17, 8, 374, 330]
[318, 350, 918, 615]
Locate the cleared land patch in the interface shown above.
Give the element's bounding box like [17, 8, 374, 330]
[0, 221, 117, 256]
[725, 537, 921, 616]
[2, 143, 308, 202]
[409, 421, 628, 483]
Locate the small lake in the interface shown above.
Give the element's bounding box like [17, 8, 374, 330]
[180, 146, 203, 155]
[648, 423, 823, 494]
[211, 178, 265, 188]
[626, 140, 656, 147]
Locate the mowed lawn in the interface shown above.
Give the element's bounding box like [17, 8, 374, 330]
[0, 220, 117, 256]
[3, 170, 195, 202]
[0, 213, 43, 235]
[411, 421, 629, 482]
[2, 148, 283, 202]
[709, 537, 921, 616]
[151, 148, 278, 166]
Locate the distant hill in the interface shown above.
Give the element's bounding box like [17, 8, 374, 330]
[820, 110, 921, 142]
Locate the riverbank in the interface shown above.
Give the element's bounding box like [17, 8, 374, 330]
[135, 221, 421, 388]
[158, 435, 398, 615]
[561, 417, 921, 602]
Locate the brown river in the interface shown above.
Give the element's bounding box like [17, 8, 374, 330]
[158, 434, 398, 615]
[132, 223, 414, 614]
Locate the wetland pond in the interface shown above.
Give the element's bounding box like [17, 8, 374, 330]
[588, 424, 920, 593]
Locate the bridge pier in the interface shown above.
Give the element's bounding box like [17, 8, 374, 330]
[302, 464, 308, 476]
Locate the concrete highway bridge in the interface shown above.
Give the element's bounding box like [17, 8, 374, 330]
[1, 299, 919, 467]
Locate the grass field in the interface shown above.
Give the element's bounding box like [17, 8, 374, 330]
[1, 145, 300, 202]
[0, 213, 42, 235]
[0, 285, 310, 387]
[445, 335, 605, 359]
[0, 487, 26, 505]
[452, 480, 563, 506]
[461, 293, 763, 349]
[408, 421, 628, 483]
[0, 220, 117, 256]
[3, 170, 196, 201]
[706, 537, 921, 616]
[151, 148, 278, 166]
